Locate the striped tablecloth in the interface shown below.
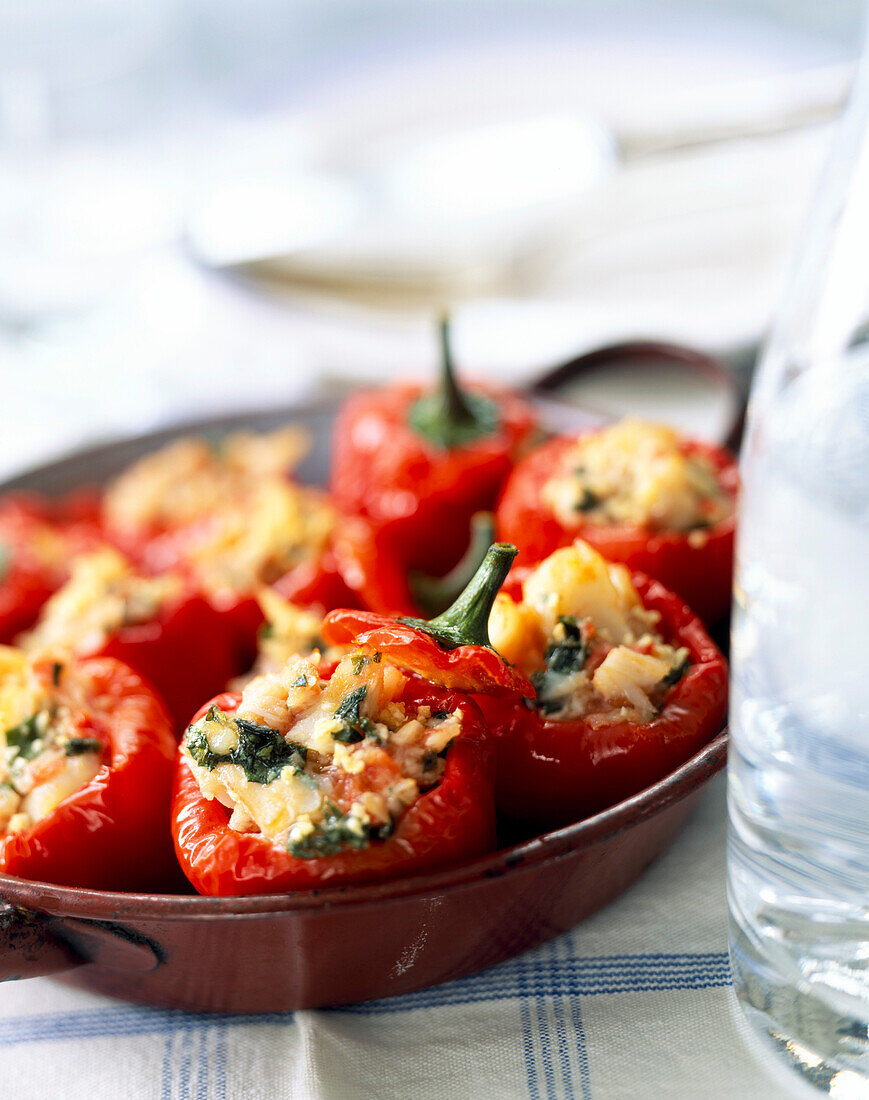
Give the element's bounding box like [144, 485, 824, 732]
[0, 774, 791, 1099]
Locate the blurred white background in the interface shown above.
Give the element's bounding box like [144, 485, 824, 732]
[0, 0, 864, 474]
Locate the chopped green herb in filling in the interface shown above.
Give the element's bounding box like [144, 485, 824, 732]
[287, 802, 393, 859]
[64, 737, 104, 757]
[332, 685, 374, 744]
[4, 713, 50, 765]
[574, 488, 600, 513]
[532, 617, 590, 714]
[186, 706, 308, 785]
[658, 658, 688, 690]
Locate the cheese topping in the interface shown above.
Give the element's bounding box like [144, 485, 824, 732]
[231, 588, 348, 688]
[0, 648, 104, 835]
[105, 428, 335, 599]
[21, 548, 182, 654]
[488, 541, 688, 726]
[183, 479, 336, 598]
[0, 519, 68, 572]
[542, 418, 731, 532]
[103, 428, 310, 535]
[184, 652, 462, 855]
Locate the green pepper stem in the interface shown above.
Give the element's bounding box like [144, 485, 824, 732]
[399, 541, 517, 651]
[406, 314, 499, 449]
[438, 314, 477, 427]
[409, 512, 496, 617]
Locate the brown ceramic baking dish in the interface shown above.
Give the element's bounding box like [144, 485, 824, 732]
[0, 346, 733, 1013]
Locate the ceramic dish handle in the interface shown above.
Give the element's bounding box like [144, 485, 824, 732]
[0, 903, 161, 983]
[0, 904, 82, 981]
[531, 339, 747, 451]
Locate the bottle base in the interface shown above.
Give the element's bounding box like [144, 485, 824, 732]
[730, 919, 869, 1096]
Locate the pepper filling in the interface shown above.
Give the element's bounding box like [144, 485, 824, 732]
[230, 588, 348, 688]
[104, 428, 309, 534]
[21, 548, 182, 654]
[0, 649, 105, 836]
[542, 418, 732, 534]
[103, 429, 335, 597]
[488, 541, 688, 727]
[184, 652, 463, 856]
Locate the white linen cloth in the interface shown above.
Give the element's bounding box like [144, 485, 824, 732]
[0, 776, 793, 1099]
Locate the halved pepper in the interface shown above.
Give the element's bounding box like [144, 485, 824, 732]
[478, 542, 728, 827]
[0, 651, 181, 891]
[172, 544, 530, 896]
[330, 319, 537, 583]
[102, 429, 359, 666]
[496, 420, 738, 624]
[21, 549, 236, 731]
[0, 492, 105, 644]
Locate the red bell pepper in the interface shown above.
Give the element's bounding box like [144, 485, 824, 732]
[478, 572, 728, 828]
[330, 318, 537, 580]
[324, 515, 419, 618]
[172, 543, 527, 896]
[0, 655, 182, 891]
[103, 433, 352, 661]
[92, 589, 237, 732]
[272, 543, 366, 616]
[26, 554, 237, 732]
[173, 681, 495, 896]
[496, 431, 738, 624]
[127, 496, 357, 667]
[322, 543, 533, 697]
[0, 492, 105, 644]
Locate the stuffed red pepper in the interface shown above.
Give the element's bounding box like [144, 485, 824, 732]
[330, 318, 537, 585]
[0, 491, 105, 644]
[173, 544, 529, 896]
[496, 418, 738, 623]
[102, 428, 360, 665]
[21, 548, 235, 730]
[480, 540, 728, 826]
[0, 648, 180, 890]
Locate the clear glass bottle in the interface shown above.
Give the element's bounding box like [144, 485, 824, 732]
[727, 23, 869, 1093]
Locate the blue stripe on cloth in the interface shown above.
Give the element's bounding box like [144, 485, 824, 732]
[552, 994, 574, 1099]
[0, 951, 731, 1047]
[550, 940, 577, 1100]
[0, 1007, 295, 1047]
[342, 951, 731, 1014]
[519, 997, 540, 1100]
[570, 997, 592, 1100]
[195, 1028, 209, 1100]
[216, 1020, 228, 1100]
[536, 994, 557, 1100]
[161, 1030, 175, 1100]
[178, 1028, 194, 1100]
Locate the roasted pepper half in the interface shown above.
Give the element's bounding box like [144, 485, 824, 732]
[21, 549, 236, 731]
[496, 418, 738, 624]
[478, 540, 728, 827]
[0, 649, 181, 891]
[102, 428, 359, 665]
[0, 492, 105, 644]
[172, 544, 529, 896]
